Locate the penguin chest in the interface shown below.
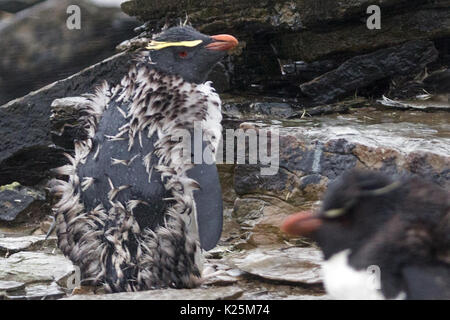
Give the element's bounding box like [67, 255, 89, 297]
[322, 250, 397, 300]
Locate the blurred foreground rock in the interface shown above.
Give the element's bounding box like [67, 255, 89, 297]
[0, 0, 139, 105]
[0, 0, 44, 12]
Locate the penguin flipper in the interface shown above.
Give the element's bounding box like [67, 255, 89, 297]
[402, 265, 450, 299]
[187, 162, 223, 251]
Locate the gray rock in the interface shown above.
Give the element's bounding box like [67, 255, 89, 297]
[0, 183, 46, 223]
[64, 286, 244, 300]
[0, 252, 74, 284]
[0, 280, 25, 292]
[0, 236, 57, 254]
[6, 282, 65, 300]
[229, 246, 323, 284]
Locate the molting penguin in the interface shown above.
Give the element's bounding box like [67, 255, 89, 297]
[281, 169, 450, 300]
[49, 26, 238, 292]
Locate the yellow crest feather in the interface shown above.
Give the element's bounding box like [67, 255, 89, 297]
[146, 40, 203, 50]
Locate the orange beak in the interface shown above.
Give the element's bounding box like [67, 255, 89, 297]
[281, 211, 323, 236]
[206, 34, 239, 51]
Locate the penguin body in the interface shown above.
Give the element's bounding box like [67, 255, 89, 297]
[50, 26, 238, 292]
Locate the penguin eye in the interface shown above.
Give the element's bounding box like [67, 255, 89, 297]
[324, 208, 346, 219]
[179, 51, 188, 58]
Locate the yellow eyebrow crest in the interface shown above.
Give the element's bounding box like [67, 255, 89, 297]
[146, 40, 203, 50]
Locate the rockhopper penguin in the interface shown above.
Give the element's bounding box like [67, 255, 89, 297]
[281, 169, 450, 300]
[50, 26, 238, 292]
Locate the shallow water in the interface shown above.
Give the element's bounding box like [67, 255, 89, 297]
[256, 107, 450, 156]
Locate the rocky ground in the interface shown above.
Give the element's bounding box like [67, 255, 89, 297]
[1, 101, 448, 300]
[0, 0, 449, 300]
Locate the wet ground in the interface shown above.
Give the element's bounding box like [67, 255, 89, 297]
[0, 101, 449, 300]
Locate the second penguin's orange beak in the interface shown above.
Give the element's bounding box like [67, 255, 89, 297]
[281, 211, 323, 237]
[206, 34, 239, 51]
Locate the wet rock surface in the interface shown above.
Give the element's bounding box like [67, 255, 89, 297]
[232, 107, 450, 198]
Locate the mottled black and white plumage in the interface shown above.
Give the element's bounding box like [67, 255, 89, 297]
[282, 170, 450, 300]
[50, 26, 238, 292]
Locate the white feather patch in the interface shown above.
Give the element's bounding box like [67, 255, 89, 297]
[322, 250, 406, 300]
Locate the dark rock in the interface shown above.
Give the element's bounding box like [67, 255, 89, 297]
[300, 40, 438, 104]
[234, 165, 302, 203]
[273, 1, 450, 62]
[222, 99, 298, 120]
[0, 183, 46, 223]
[423, 69, 450, 94]
[0, 0, 139, 105]
[252, 102, 296, 118]
[282, 60, 339, 83]
[208, 62, 231, 93]
[0, 0, 44, 12]
[0, 52, 133, 186]
[121, 0, 450, 95]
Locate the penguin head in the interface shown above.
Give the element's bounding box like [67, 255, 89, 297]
[144, 26, 238, 84]
[282, 169, 402, 259]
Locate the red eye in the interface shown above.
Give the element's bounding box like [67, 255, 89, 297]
[179, 51, 188, 58]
